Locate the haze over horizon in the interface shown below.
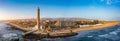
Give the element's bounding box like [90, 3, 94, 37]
[0, 0, 120, 21]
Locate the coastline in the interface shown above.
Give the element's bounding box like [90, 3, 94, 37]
[72, 22, 120, 32]
[7, 23, 32, 32]
[7, 22, 120, 39]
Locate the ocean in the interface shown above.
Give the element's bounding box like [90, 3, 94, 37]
[0, 22, 120, 41]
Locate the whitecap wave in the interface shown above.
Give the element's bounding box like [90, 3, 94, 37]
[109, 31, 117, 35]
[87, 36, 93, 37]
[98, 34, 109, 37]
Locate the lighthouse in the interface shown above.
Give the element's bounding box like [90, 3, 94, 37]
[35, 7, 45, 30]
[35, 7, 41, 30]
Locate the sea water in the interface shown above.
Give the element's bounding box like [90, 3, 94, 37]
[0, 22, 120, 41]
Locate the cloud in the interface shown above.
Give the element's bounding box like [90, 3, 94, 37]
[106, 0, 111, 5]
[101, 0, 120, 5]
[100, 0, 111, 5]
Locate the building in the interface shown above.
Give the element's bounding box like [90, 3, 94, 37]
[55, 20, 75, 27]
[35, 7, 45, 30]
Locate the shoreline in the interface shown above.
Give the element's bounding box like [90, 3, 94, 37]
[7, 22, 120, 39]
[72, 22, 120, 32]
[7, 23, 31, 32]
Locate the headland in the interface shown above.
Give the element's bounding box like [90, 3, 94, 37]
[7, 21, 120, 39]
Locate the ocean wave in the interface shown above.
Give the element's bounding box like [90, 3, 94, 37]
[98, 34, 109, 37]
[109, 31, 117, 35]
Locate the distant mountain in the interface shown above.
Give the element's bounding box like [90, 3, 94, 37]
[41, 18, 93, 21]
[11, 18, 95, 21]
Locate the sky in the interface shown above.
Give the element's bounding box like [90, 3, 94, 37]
[0, 0, 120, 21]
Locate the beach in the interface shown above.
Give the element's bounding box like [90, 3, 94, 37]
[48, 22, 120, 36]
[73, 22, 120, 32]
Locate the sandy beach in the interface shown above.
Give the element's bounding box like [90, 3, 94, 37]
[73, 22, 120, 32]
[50, 22, 120, 34]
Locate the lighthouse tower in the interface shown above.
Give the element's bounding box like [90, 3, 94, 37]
[37, 7, 40, 30]
[35, 7, 44, 30]
[34, 7, 40, 30]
